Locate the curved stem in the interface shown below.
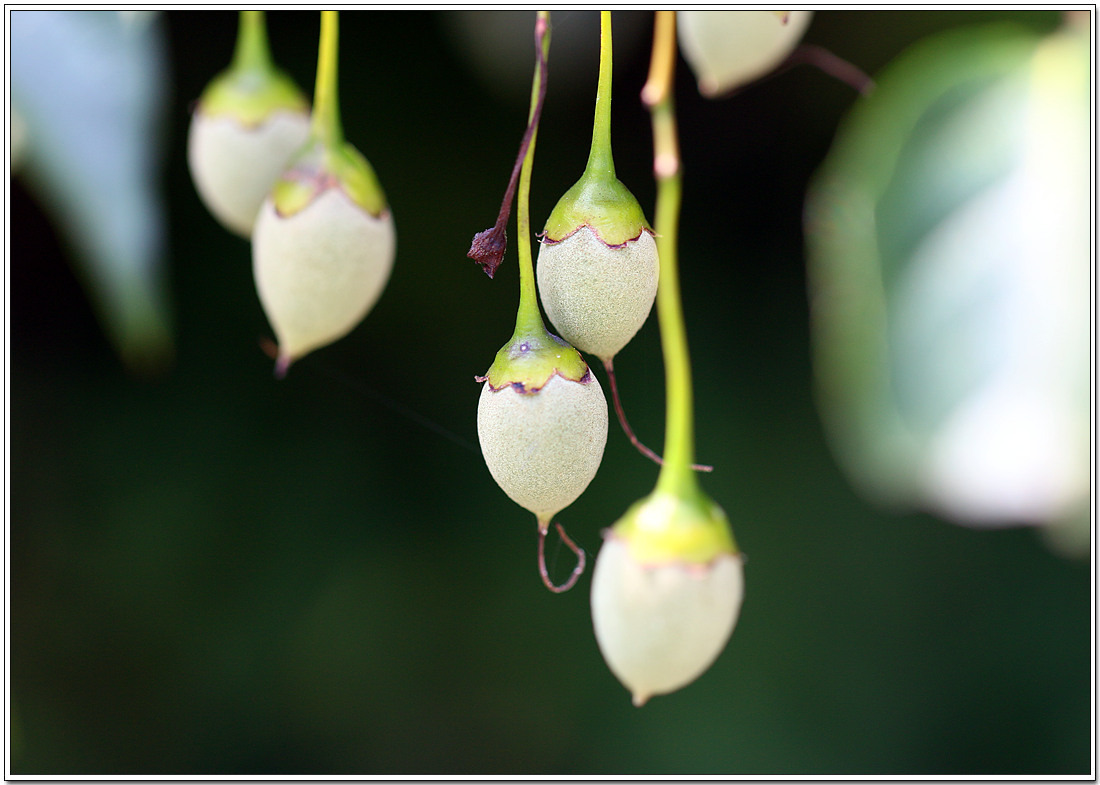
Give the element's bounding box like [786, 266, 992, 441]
[645, 11, 699, 498]
[311, 10, 343, 148]
[538, 520, 586, 593]
[584, 10, 616, 177]
[604, 358, 662, 465]
[778, 44, 875, 95]
[231, 10, 272, 73]
[605, 359, 712, 472]
[514, 11, 551, 335]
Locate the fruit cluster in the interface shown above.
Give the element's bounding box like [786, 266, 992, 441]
[188, 11, 394, 378]
[188, 10, 818, 707]
[469, 11, 811, 705]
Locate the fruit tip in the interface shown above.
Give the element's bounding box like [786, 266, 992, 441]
[260, 337, 292, 379]
[274, 351, 292, 380]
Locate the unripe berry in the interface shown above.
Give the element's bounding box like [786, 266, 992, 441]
[478, 365, 608, 522]
[252, 183, 395, 371]
[189, 110, 311, 238]
[466, 11, 604, 592]
[188, 12, 311, 237]
[677, 10, 813, 97]
[591, 536, 743, 707]
[536, 7, 657, 366]
[537, 226, 658, 363]
[591, 490, 742, 706]
[252, 11, 395, 375]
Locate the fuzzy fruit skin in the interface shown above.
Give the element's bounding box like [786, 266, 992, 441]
[252, 188, 395, 364]
[477, 372, 608, 522]
[591, 535, 744, 706]
[677, 11, 813, 97]
[188, 110, 311, 238]
[537, 226, 659, 362]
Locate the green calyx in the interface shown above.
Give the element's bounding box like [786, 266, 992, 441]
[611, 487, 738, 566]
[541, 10, 651, 247]
[271, 12, 387, 219]
[197, 67, 309, 127]
[542, 168, 653, 246]
[480, 323, 591, 393]
[270, 136, 388, 218]
[197, 13, 307, 126]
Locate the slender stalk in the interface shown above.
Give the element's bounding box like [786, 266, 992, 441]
[311, 11, 343, 148]
[584, 10, 616, 177]
[513, 11, 551, 335]
[605, 358, 713, 472]
[641, 10, 676, 115]
[467, 11, 552, 279]
[605, 357, 664, 466]
[778, 44, 875, 95]
[645, 11, 697, 498]
[231, 10, 272, 73]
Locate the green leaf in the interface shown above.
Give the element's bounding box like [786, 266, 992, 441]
[805, 20, 1089, 536]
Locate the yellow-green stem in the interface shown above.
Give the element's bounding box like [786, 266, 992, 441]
[646, 11, 697, 498]
[231, 10, 272, 73]
[585, 10, 616, 177]
[514, 10, 551, 335]
[311, 10, 343, 148]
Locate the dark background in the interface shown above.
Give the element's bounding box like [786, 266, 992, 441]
[10, 9, 1090, 775]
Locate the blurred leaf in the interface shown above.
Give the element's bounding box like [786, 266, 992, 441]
[805, 19, 1089, 546]
[11, 10, 174, 374]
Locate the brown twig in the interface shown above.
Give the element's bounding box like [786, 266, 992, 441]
[468, 13, 552, 278]
[605, 358, 713, 472]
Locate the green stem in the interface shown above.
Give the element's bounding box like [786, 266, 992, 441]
[645, 11, 697, 498]
[231, 10, 273, 73]
[311, 10, 344, 148]
[514, 11, 551, 335]
[584, 10, 616, 178]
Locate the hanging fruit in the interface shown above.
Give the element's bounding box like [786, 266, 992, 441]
[470, 11, 608, 593]
[251, 11, 395, 376]
[188, 11, 311, 238]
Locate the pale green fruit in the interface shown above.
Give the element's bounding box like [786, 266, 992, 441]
[591, 535, 744, 706]
[477, 372, 608, 522]
[252, 188, 395, 368]
[188, 109, 310, 238]
[537, 226, 658, 362]
[677, 10, 813, 97]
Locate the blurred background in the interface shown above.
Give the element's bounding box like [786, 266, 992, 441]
[9, 9, 1091, 775]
